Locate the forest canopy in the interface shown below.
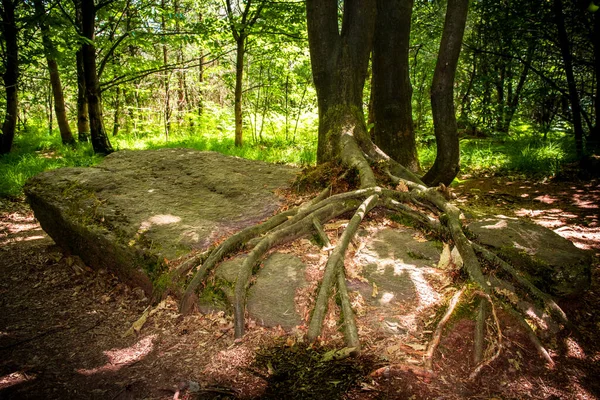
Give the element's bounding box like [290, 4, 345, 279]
[0, 0, 598, 168]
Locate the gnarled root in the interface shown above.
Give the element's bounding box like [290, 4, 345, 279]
[171, 129, 568, 372]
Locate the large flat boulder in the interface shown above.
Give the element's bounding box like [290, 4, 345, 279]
[25, 149, 297, 294]
[468, 216, 592, 297]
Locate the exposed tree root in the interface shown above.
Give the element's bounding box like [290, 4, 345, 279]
[469, 291, 502, 381]
[307, 193, 379, 343]
[167, 129, 570, 376]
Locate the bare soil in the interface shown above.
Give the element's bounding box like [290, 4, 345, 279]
[1, 176, 599, 400]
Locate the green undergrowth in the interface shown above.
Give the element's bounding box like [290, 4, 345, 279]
[0, 119, 581, 199]
[0, 128, 102, 199]
[419, 131, 578, 180]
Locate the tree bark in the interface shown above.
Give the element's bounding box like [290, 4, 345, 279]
[591, 9, 600, 148]
[80, 0, 113, 154]
[371, 0, 419, 171]
[0, 0, 18, 155]
[553, 0, 584, 158]
[161, 0, 171, 140]
[34, 0, 76, 146]
[422, 0, 469, 186]
[113, 86, 121, 136]
[234, 36, 245, 147]
[76, 47, 90, 142]
[75, 0, 90, 142]
[307, 0, 376, 165]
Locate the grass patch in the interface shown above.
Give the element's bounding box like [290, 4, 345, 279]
[419, 133, 577, 180]
[0, 128, 102, 199]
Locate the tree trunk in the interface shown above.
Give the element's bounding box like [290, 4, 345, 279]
[34, 0, 75, 146]
[234, 36, 245, 147]
[371, 0, 419, 171]
[307, 0, 376, 165]
[591, 9, 600, 148]
[422, 0, 469, 186]
[113, 86, 121, 136]
[553, 0, 584, 158]
[81, 0, 113, 155]
[0, 0, 18, 155]
[198, 51, 205, 118]
[161, 0, 171, 140]
[499, 43, 533, 134]
[75, 0, 90, 142]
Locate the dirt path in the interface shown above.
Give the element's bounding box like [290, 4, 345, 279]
[1, 177, 599, 399]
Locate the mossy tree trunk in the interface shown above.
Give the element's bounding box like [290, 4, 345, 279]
[307, 0, 376, 168]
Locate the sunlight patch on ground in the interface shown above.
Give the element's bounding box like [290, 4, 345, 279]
[571, 195, 599, 209]
[0, 371, 36, 390]
[0, 234, 46, 247]
[139, 214, 182, 232]
[77, 334, 156, 375]
[564, 337, 586, 360]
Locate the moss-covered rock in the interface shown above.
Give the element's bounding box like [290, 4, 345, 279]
[25, 149, 297, 295]
[468, 216, 592, 297]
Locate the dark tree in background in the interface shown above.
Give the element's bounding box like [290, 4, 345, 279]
[0, 0, 18, 155]
[371, 0, 419, 172]
[553, 0, 584, 158]
[80, 0, 114, 154]
[422, 0, 469, 186]
[34, 0, 76, 146]
[74, 0, 90, 143]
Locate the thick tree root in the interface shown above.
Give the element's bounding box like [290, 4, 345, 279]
[473, 298, 488, 365]
[170, 130, 570, 374]
[180, 208, 297, 315]
[234, 199, 361, 338]
[307, 193, 380, 342]
[473, 243, 571, 328]
[469, 291, 502, 381]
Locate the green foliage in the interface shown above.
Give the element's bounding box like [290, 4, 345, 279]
[419, 129, 577, 180]
[0, 127, 101, 198]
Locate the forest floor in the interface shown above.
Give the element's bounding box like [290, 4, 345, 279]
[0, 175, 599, 400]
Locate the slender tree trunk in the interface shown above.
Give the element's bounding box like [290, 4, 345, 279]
[47, 83, 53, 134]
[75, 0, 90, 142]
[371, 0, 419, 171]
[34, 0, 75, 145]
[591, 10, 600, 148]
[161, 0, 171, 140]
[499, 43, 534, 134]
[234, 36, 245, 147]
[81, 0, 113, 154]
[0, 0, 18, 154]
[458, 51, 476, 129]
[113, 86, 121, 136]
[198, 51, 205, 118]
[422, 0, 469, 186]
[553, 0, 584, 157]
